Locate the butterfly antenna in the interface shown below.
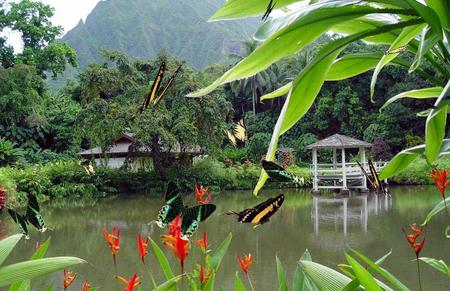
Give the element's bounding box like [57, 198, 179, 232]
[222, 211, 239, 216]
[147, 220, 157, 226]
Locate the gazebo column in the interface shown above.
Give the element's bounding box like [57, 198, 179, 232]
[360, 146, 369, 192]
[332, 148, 337, 186]
[312, 148, 320, 195]
[341, 148, 349, 196]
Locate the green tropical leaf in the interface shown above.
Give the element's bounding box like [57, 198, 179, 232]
[154, 275, 184, 291]
[379, 139, 450, 179]
[150, 238, 174, 280]
[0, 257, 85, 287]
[345, 253, 383, 291]
[0, 235, 23, 266]
[260, 82, 292, 101]
[370, 23, 426, 99]
[276, 257, 288, 291]
[299, 260, 351, 289]
[210, 233, 232, 270]
[9, 237, 51, 291]
[349, 249, 409, 291]
[425, 0, 450, 30]
[425, 104, 448, 163]
[380, 86, 443, 111]
[210, 0, 299, 21]
[403, 0, 443, 38]
[292, 265, 307, 291]
[423, 197, 450, 225]
[419, 257, 450, 277]
[189, 5, 413, 98]
[409, 26, 440, 72]
[234, 272, 247, 291]
[327, 52, 383, 81]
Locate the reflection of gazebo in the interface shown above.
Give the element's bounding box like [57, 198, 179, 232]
[306, 134, 373, 195]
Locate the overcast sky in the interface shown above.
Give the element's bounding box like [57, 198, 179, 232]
[4, 0, 100, 51]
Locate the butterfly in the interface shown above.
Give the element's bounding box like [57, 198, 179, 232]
[155, 182, 216, 240]
[262, 0, 276, 21]
[8, 194, 47, 239]
[139, 62, 183, 113]
[262, 160, 305, 186]
[226, 194, 284, 225]
[356, 160, 389, 195]
[226, 119, 247, 146]
[80, 160, 95, 176]
[384, 45, 407, 55]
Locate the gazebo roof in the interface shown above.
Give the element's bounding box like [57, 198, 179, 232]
[306, 134, 372, 149]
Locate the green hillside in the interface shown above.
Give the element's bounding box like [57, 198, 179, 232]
[61, 0, 257, 71]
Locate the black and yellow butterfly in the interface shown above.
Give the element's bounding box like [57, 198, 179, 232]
[225, 119, 247, 146]
[139, 62, 183, 113]
[226, 194, 284, 225]
[262, 160, 305, 186]
[155, 182, 216, 240]
[8, 194, 47, 239]
[356, 160, 388, 195]
[262, 0, 276, 21]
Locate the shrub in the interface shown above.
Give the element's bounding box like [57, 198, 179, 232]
[245, 133, 271, 162]
[371, 137, 393, 161]
[0, 138, 24, 167]
[289, 133, 317, 162]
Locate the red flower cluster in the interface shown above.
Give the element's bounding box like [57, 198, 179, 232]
[429, 167, 450, 198]
[102, 226, 120, 264]
[403, 224, 426, 258]
[0, 186, 6, 210]
[137, 235, 149, 264]
[63, 269, 77, 290]
[81, 280, 91, 291]
[197, 232, 208, 253]
[237, 253, 253, 274]
[199, 264, 211, 286]
[194, 184, 212, 205]
[161, 215, 190, 270]
[116, 274, 141, 291]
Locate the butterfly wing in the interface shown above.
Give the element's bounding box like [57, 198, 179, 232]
[356, 161, 377, 189]
[140, 61, 166, 113]
[233, 119, 247, 142]
[180, 204, 216, 240]
[262, 160, 292, 183]
[25, 194, 47, 232]
[226, 130, 237, 146]
[152, 64, 182, 109]
[236, 195, 285, 224]
[156, 182, 184, 228]
[368, 160, 386, 194]
[8, 209, 29, 237]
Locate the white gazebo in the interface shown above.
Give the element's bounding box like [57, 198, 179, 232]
[306, 134, 378, 195]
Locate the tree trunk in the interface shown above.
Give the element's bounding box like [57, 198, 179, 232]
[151, 135, 165, 179]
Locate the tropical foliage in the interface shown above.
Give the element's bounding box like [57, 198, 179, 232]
[190, 0, 450, 195]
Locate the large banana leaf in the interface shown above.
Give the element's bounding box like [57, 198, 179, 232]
[423, 196, 450, 225]
[0, 235, 23, 266]
[188, 5, 412, 98]
[379, 139, 450, 179]
[299, 260, 351, 289]
[380, 86, 444, 111]
[0, 257, 85, 287]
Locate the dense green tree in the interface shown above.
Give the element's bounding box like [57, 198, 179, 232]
[75, 51, 231, 176]
[1, 0, 77, 77]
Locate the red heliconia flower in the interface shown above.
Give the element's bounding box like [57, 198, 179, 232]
[116, 274, 141, 291]
[237, 253, 253, 274]
[81, 280, 91, 291]
[197, 232, 208, 253]
[137, 235, 149, 264]
[63, 269, 77, 290]
[194, 184, 212, 205]
[161, 215, 190, 270]
[403, 224, 426, 258]
[102, 226, 120, 264]
[429, 167, 450, 198]
[199, 264, 211, 286]
[0, 186, 6, 210]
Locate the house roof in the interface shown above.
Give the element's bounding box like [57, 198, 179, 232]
[305, 134, 372, 149]
[79, 133, 202, 157]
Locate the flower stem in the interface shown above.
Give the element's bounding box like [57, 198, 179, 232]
[416, 258, 423, 291]
[246, 273, 255, 291]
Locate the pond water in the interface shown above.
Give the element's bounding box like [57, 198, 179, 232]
[1, 186, 450, 290]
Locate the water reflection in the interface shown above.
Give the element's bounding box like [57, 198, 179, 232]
[312, 194, 392, 236]
[1, 187, 449, 290]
